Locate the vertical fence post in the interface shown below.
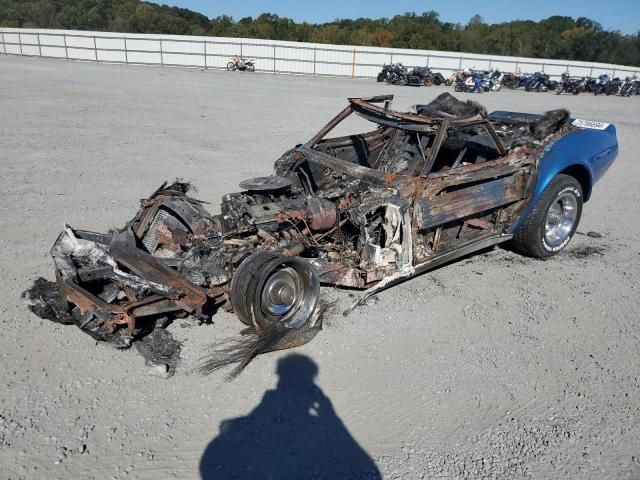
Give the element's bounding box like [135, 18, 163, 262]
[93, 35, 98, 61]
[124, 36, 128, 64]
[37, 32, 42, 57]
[426, 54, 430, 68]
[203, 40, 207, 69]
[159, 38, 163, 66]
[541, 63, 545, 73]
[612, 68, 616, 78]
[240, 42, 243, 58]
[515, 61, 519, 72]
[589, 66, 593, 78]
[63, 33, 68, 59]
[1, 31, 6, 55]
[458, 56, 462, 69]
[351, 48, 356, 78]
[313, 47, 317, 75]
[273, 44, 276, 73]
[18, 32, 22, 55]
[390, 53, 393, 64]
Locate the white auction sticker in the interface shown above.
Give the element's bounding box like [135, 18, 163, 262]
[572, 119, 610, 130]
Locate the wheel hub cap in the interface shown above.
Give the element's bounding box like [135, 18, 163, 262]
[262, 268, 300, 316]
[544, 192, 578, 247]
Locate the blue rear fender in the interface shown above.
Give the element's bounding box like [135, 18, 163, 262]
[510, 124, 618, 233]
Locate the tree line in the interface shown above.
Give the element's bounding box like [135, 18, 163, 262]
[1, 0, 639, 67]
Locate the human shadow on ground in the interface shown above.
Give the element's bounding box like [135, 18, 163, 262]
[200, 354, 381, 479]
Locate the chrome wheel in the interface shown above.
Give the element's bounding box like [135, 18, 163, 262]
[544, 192, 578, 247]
[231, 252, 320, 331]
[262, 268, 301, 316]
[260, 262, 319, 329]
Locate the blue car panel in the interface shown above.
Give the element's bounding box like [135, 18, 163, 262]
[490, 113, 619, 233]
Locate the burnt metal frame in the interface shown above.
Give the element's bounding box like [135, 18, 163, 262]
[307, 95, 507, 178]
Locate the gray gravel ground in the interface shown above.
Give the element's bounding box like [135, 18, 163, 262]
[1, 55, 639, 479]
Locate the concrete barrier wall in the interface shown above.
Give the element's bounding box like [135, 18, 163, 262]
[2, 27, 639, 80]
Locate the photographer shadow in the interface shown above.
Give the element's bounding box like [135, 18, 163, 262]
[200, 354, 381, 479]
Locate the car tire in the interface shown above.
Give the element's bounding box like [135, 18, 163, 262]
[230, 252, 321, 332]
[512, 174, 583, 258]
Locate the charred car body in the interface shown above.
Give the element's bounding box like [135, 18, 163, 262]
[26, 93, 618, 374]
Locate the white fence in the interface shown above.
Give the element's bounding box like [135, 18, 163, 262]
[2, 27, 640, 80]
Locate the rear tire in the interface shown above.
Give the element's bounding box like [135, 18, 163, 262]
[512, 174, 583, 258]
[226, 62, 236, 71]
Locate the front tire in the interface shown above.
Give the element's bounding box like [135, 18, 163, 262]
[226, 62, 236, 71]
[230, 252, 321, 332]
[512, 174, 583, 258]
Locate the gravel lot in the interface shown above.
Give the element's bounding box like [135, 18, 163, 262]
[1, 55, 639, 479]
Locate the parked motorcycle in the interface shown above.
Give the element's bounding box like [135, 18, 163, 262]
[455, 71, 487, 93]
[591, 74, 610, 95]
[406, 67, 431, 86]
[556, 73, 585, 95]
[501, 71, 523, 89]
[485, 69, 503, 91]
[445, 70, 466, 86]
[604, 77, 623, 95]
[620, 76, 639, 96]
[405, 67, 445, 86]
[377, 64, 392, 82]
[524, 72, 556, 92]
[226, 56, 255, 72]
[387, 63, 409, 85]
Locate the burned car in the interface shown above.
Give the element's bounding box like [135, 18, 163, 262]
[25, 93, 618, 375]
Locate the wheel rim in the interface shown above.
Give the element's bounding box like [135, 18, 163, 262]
[544, 192, 578, 247]
[259, 261, 319, 329]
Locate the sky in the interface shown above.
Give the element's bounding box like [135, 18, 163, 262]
[158, 0, 639, 34]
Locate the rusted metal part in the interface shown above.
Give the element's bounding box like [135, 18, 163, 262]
[307, 197, 337, 230]
[307, 104, 353, 147]
[484, 121, 507, 155]
[418, 118, 449, 176]
[110, 228, 207, 313]
[282, 243, 305, 257]
[318, 265, 366, 288]
[350, 97, 485, 129]
[416, 173, 528, 230]
[57, 274, 122, 320]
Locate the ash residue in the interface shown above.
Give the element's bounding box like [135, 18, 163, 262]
[499, 255, 530, 265]
[416, 92, 487, 118]
[22, 277, 72, 324]
[135, 328, 181, 376]
[531, 109, 570, 140]
[566, 245, 607, 259]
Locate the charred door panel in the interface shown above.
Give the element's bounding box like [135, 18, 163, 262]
[412, 156, 535, 263]
[416, 173, 528, 230]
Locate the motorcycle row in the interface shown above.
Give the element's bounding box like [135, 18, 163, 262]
[376, 63, 640, 96]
